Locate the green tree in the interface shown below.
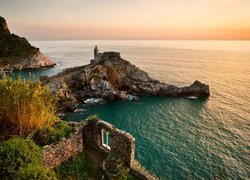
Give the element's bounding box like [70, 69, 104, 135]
[0, 138, 42, 179]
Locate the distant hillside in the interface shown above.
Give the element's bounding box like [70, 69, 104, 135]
[0, 16, 55, 70]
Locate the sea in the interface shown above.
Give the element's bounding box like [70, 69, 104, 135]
[21, 40, 250, 179]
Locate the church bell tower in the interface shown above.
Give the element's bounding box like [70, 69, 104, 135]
[94, 45, 99, 59]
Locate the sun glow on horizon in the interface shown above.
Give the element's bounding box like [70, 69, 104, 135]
[1, 0, 250, 40]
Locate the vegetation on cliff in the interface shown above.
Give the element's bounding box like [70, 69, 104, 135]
[0, 138, 56, 179]
[32, 121, 75, 146]
[0, 16, 56, 69]
[55, 151, 97, 179]
[54, 151, 134, 180]
[0, 72, 58, 140]
[102, 153, 133, 179]
[0, 33, 38, 65]
[0, 16, 38, 65]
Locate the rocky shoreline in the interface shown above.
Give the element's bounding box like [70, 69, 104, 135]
[2, 50, 56, 70]
[41, 47, 210, 111]
[0, 16, 56, 70]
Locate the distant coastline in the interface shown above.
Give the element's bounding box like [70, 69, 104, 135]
[0, 16, 56, 70]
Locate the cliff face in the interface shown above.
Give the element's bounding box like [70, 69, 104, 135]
[0, 16, 56, 70]
[0, 17, 10, 35]
[44, 51, 210, 110]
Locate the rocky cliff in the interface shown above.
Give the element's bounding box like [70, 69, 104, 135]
[43, 50, 210, 111]
[0, 16, 56, 70]
[0, 16, 10, 35]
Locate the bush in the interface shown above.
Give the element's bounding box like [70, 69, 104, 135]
[32, 121, 75, 146]
[0, 74, 58, 138]
[103, 153, 130, 180]
[0, 138, 42, 179]
[17, 164, 57, 180]
[55, 152, 95, 179]
[86, 114, 99, 121]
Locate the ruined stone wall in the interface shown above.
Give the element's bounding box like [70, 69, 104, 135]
[82, 120, 135, 165]
[42, 119, 156, 179]
[82, 120, 101, 148]
[111, 128, 135, 166]
[42, 124, 84, 169]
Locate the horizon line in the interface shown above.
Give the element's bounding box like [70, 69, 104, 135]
[29, 39, 250, 41]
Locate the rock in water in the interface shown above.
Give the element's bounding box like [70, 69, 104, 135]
[45, 48, 210, 109]
[0, 16, 56, 70]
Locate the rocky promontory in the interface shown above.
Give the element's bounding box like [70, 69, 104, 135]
[43, 47, 210, 111]
[0, 16, 56, 70]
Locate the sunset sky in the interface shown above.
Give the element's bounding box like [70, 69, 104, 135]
[0, 0, 250, 40]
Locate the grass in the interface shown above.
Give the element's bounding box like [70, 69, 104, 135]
[0, 73, 58, 140]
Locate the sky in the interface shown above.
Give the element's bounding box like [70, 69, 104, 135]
[0, 0, 250, 40]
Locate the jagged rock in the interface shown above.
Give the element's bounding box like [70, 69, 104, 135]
[100, 80, 113, 91]
[3, 51, 56, 70]
[129, 69, 151, 82]
[59, 94, 78, 112]
[74, 108, 86, 114]
[58, 81, 70, 99]
[0, 16, 10, 35]
[117, 91, 127, 100]
[40, 75, 50, 83]
[46, 48, 210, 110]
[54, 80, 79, 111]
[0, 16, 56, 70]
[179, 80, 210, 97]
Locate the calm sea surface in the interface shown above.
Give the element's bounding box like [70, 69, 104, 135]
[24, 41, 249, 179]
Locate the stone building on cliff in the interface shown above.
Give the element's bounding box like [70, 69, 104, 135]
[91, 46, 121, 64]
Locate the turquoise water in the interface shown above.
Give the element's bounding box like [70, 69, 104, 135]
[23, 41, 250, 179]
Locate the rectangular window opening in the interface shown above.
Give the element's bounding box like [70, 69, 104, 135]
[101, 129, 111, 150]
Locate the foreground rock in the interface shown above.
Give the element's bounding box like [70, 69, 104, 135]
[43, 47, 209, 111]
[0, 16, 56, 70]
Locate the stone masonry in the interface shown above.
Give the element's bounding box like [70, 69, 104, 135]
[42, 123, 84, 169]
[42, 119, 156, 179]
[82, 119, 135, 166]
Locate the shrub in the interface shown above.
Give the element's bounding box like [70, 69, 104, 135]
[103, 153, 130, 180]
[32, 121, 75, 146]
[0, 138, 42, 179]
[86, 114, 99, 121]
[55, 151, 95, 179]
[0, 73, 58, 137]
[17, 164, 57, 180]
